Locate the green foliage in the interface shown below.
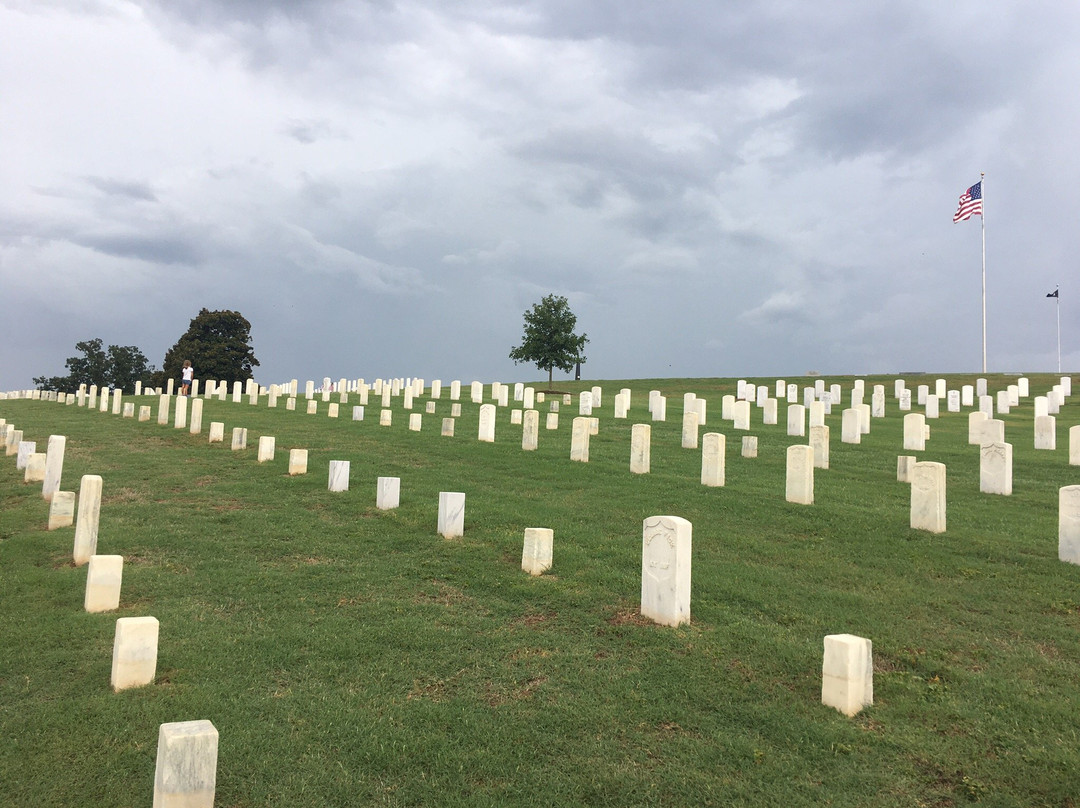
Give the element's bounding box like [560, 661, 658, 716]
[509, 294, 588, 387]
[33, 338, 155, 392]
[162, 308, 259, 385]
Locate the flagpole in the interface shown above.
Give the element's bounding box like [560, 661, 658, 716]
[1056, 286, 1061, 374]
[980, 172, 986, 373]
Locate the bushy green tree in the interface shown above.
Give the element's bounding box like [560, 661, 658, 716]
[34, 338, 155, 392]
[509, 294, 588, 388]
[161, 308, 259, 386]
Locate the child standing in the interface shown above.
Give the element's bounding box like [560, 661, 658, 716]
[181, 360, 194, 396]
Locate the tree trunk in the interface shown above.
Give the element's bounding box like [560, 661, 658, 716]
[548, 366, 553, 389]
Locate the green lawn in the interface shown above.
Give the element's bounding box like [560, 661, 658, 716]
[1, 374, 1078, 807]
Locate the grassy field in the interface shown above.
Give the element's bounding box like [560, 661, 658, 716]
[1, 374, 1079, 807]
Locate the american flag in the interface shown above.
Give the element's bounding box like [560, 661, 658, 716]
[953, 181, 983, 222]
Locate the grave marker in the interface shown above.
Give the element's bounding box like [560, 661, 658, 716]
[570, 417, 590, 462]
[49, 490, 76, 530]
[630, 424, 651, 474]
[910, 461, 946, 533]
[438, 492, 465, 538]
[980, 441, 1012, 495]
[810, 424, 830, 469]
[85, 554, 123, 612]
[1060, 486, 1080, 564]
[111, 616, 158, 691]
[742, 436, 758, 458]
[478, 404, 496, 442]
[288, 449, 308, 476]
[328, 461, 350, 492]
[257, 436, 276, 462]
[640, 515, 692, 627]
[786, 445, 814, 504]
[821, 634, 873, 716]
[153, 719, 219, 808]
[700, 432, 724, 486]
[231, 428, 247, 451]
[521, 528, 553, 576]
[73, 474, 103, 565]
[522, 410, 539, 451]
[377, 477, 401, 510]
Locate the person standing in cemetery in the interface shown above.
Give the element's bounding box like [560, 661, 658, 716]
[181, 360, 194, 396]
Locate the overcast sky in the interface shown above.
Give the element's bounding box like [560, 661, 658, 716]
[2, 0, 1077, 391]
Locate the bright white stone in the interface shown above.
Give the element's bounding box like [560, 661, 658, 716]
[681, 410, 699, 449]
[910, 461, 946, 533]
[522, 410, 539, 451]
[441, 418, 455, 437]
[73, 475, 103, 566]
[1034, 415, 1056, 450]
[822, 634, 873, 716]
[700, 432, 724, 486]
[640, 515, 692, 627]
[787, 404, 806, 437]
[980, 441, 1012, 495]
[786, 445, 814, 505]
[438, 492, 465, 538]
[49, 490, 76, 530]
[521, 528, 553, 576]
[810, 425, 830, 469]
[377, 477, 400, 510]
[478, 404, 496, 442]
[841, 409, 861, 444]
[257, 436, 275, 462]
[545, 413, 558, 430]
[24, 453, 46, 482]
[570, 417, 590, 462]
[328, 461, 350, 492]
[1059, 485, 1080, 564]
[111, 616, 158, 691]
[153, 720, 219, 808]
[1070, 425, 1080, 466]
[85, 554, 123, 612]
[968, 411, 988, 444]
[379, 409, 392, 426]
[208, 422, 224, 443]
[903, 413, 926, 451]
[288, 449, 308, 475]
[409, 413, 422, 432]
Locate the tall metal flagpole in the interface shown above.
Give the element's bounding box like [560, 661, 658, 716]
[981, 171, 986, 374]
[1056, 286, 1061, 373]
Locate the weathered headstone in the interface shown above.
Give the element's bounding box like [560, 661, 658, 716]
[73, 474, 103, 565]
[787, 404, 806, 437]
[441, 418, 455, 437]
[111, 616, 158, 691]
[910, 461, 946, 533]
[640, 515, 692, 627]
[306, 400, 318, 415]
[700, 432, 724, 486]
[1070, 425, 1080, 466]
[897, 455, 915, 483]
[49, 490, 76, 530]
[16, 440, 36, 470]
[741, 435, 758, 458]
[903, 413, 926, 451]
[478, 404, 496, 442]
[821, 634, 873, 716]
[545, 413, 558, 430]
[379, 409, 392, 427]
[1059, 485, 1080, 564]
[257, 436, 276, 463]
[1034, 415, 1056, 450]
[188, 398, 203, 435]
[570, 417, 590, 462]
[352, 406, 365, 421]
[152, 720, 219, 808]
[288, 449, 308, 475]
[786, 445, 814, 505]
[409, 413, 422, 432]
[328, 461, 350, 492]
[521, 528, 553, 576]
[377, 477, 401, 510]
[208, 422, 224, 443]
[681, 410, 700, 449]
[967, 411, 988, 444]
[810, 424, 830, 469]
[85, 554, 123, 612]
[733, 400, 750, 430]
[522, 410, 539, 451]
[981, 418, 1005, 444]
[24, 453, 46, 482]
[630, 423, 651, 474]
[231, 428, 247, 451]
[157, 394, 171, 426]
[980, 441, 1012, 495]
[841, 409, 861, 444]
[438, 492, 465, 538]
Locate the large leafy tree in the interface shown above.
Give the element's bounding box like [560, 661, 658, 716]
[509, 294, 588, 388]
[34, 338, 156, 392]
[161, 308, 259, 386]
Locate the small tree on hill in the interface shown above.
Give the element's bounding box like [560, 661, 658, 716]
[509, 294, 588, 389]
[161, 309, 259, 386]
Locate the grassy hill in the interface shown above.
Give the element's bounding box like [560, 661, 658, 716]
[2, 374, 1078, 806]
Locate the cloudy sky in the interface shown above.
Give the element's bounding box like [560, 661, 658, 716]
[2, 0, 1077, 391]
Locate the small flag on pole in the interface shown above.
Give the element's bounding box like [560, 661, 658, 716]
[953, 181, 983, 222]
[1047, 289, 1059, 298]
